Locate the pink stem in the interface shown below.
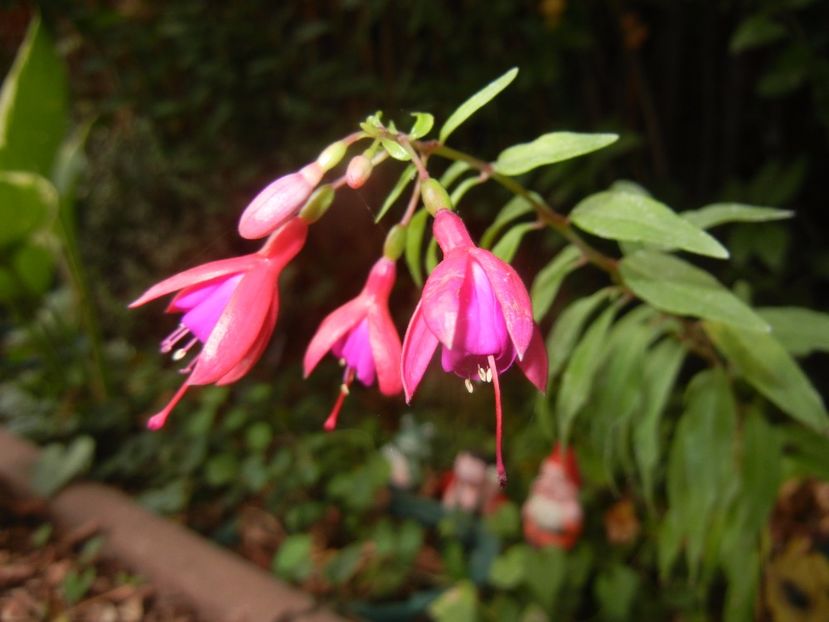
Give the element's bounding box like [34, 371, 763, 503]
[488, 355, 507, 488]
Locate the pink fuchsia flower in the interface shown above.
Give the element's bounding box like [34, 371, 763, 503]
[522, 445, 583, 549]
[130, 218, 308, 429]
[401, 209, 548, 485]
[304, 256, 402, 431]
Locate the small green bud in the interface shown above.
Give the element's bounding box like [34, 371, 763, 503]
[383, 225, 406, 260]
[316, 140, 347, 172]
[421, 178, 453, 215]
[299, 184, 335, 223]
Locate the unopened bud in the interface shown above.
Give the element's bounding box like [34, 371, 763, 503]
[316, 140, 348, 172]
[346, 155, 373, 189]
[299, 184, 335, 223]
[383, 224, 406, 260]
[421, 178, 452, 215]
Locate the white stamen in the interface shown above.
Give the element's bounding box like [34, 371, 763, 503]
[171, 337, 199, 361]
[338, 358, 346, 367]
[477, 366, 487, 382]
[465, 378, 474, 393]
[340, 383, 350, 396]
[486, 368, 493, 383]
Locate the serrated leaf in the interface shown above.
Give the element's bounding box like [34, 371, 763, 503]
[494, 132, 618, 176]
[405, 208, 429, 287]
[557, 303, 618, 443]
[572, 191, 729, 258]
[530, 245, 582, 321]
[439, 67, 518, 143]
[757, 306, 829, 356]
[375, 164, 415, 223]
[0, 171, 58, 247]
[0, 14, 68, 175]
[480, 195, 535, 248]
[730, 14, 786, 53]
[492, 222, 536, 263]
[409, 112, 434, 139]
[704, 321, 829, 432]
[681, 202, 793, 229]
[620, 251, 769, 331]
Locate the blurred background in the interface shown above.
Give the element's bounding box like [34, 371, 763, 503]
[2, 0, 828, 620]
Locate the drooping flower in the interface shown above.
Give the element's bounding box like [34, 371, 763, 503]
[522, 445, 583, 549]
[401, 209, 548, 485]
[304, 256, 402, 430]
[130, 218, 308, 429]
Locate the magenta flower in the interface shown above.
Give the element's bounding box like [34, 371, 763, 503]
[304, 256, 402, 430]
[401, 209, 548, 485]
[238, 163, 323, 240]
[130, 218, 308, 429]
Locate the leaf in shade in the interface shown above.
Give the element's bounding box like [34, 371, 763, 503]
[681, 203, 793, 229]
[491, 222, 536, 263]
[480, 194, 536, 248]
[439, 67, 518, 143]
[494, 132, 618, 176]
[530, 245, 582, 321]
[375, 164, 416, 223]
[757, 306, 829, 356]
[0, 171, 58, 247]
[405, 208, 429, 287]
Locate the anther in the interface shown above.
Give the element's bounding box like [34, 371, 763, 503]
[465, 378, 474, 393]
[160, 325, 189, 353]
[477, 366, 487, 382]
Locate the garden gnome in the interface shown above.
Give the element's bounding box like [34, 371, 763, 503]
[442, 452, 503, 514]
[522, 445, 583, 548]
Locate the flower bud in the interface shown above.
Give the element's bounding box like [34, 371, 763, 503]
[383, 224, 406, 260]
[346, 155, 373, 189]
[421, 178, 452, 215]
[316, 140, 348, 172]
[299, 184, 335, 223]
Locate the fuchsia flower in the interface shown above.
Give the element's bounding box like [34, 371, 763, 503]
[304, 256, 402, 430]
[401, 209, 548, 485]
[130, 218, 308, 429]
[238, 163, 324, 240]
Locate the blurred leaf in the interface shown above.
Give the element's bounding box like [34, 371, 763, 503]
[0, 14, 68, 175]
[547, 288, 615, 380]
[439, 160, 471, 188]
[704, 321, 828, 432]
[557, 303, 617, 443]
[12, 242, 54, 297]
[138, 478, 190, 514]
[757, 44, 810, 97]
[609, 179, 650, 196]
[32, 435, 95, 497]
[494, 132, 618, 176]
[375, 164, 415, 223]
[480, 194, 535, 248]
[429, 581, 479, 622]
[779, 425, 829, 480]
[204, 452, 239, 487]
[380, 138, 411, 161]
[757, 306, 829, 356]
[449, 174, 484, 206]
[426, 236, 439, 274]
[681, 203, 792, 229]
[594, 564, 640, 621]
[52, 119, 93, 203]
[489, 544, 528, 589]
[326, 544, 363, 585]
[531, 245, 582, 321]
[620, 251, 769, 332]
[525, 547, 566, 611]
[409, 112, 435, 139]
[273, 534, 314, 582]
[245, 421, 273, 452]
[62, 567, 95, 605]
[730, 14, 786, 53]
[405, 208, 429, 287]
[571, 191, 728, 259]
[484, 501, 521, 539]
[439, 67, 518, 143]
[492, 222, 536, 263]
[0, 171, 58, 247]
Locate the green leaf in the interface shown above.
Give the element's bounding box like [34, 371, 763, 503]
[429, 581, 479, 622]
[375, 164, 415, 223]
[325, 544, 363, 585]
[62, 567, 96, 604]
[492, 222, 536, 263]
[426, 236, 439, 274]
[494, 132, 618, 176]
[619, 251, 769, 331]
[273, 534, 314, 581]
[245, 422, 273, 452]
[681, 202, 793, 229]
[138, 479, 190, 514]
[779, 425, 829, 480]
[489, 544, 529, 589]
[12, 242, 54, 297]
[405, 208, 429, 287]
[757, 306, 829, 356]
[0, 15, 68, 175]
[571, 191, 728, 259]
[380, 137, 411, 161]
[32, 435, 95, 497]
[439, 67, 518, 143]
[524, 548, 566, 611]
[204, 452, 239, 487]
[52, 119, 92, 201]
[557, 303, 618, 443]
[730, 14, 786, 53]
[449, 174, 484, 207]
[547, 288, 615, 380]
[409, 112, 435, 139]
[0, 171, 58, 247]
[480, 195, 535, 248]
[594, 564, 640, 621]
[704, 321, 829, 432]
[439, 160, 471, 188]
[530, 245, 582, 321]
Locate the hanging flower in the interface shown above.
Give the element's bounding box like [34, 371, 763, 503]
[304, 256, 402, 430]
[522, 445, 583, 549]
[401, 209, 548, 485]
[130, 218, 308, 429]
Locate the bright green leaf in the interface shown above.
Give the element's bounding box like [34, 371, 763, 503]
[12, 242, 53, 296]
[757, 306, 829, 356]
[619, 251, 769, 331]
[704, 321, 829, 432]
[380, 137, 411, 161]
[273, 534, 314, 581]
[681, 203, 793, 229]
[480, 194, 535, 248]
[439, 67, 518, 143]
[0, 171, 58, 247]
[494, 132, 618, 176]
[530, 245, 582, 321]
[375, 164, 415, 223]
[405, 208, 429, 287]
[489, 545, 529, 589]
[571, 191, 728, 258]
[429, 581, 479, 622]
[409, 112, 435, 139]
[492, 222, 536, 263]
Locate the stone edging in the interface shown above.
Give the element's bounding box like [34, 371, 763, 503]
[0, 428, 344, 622]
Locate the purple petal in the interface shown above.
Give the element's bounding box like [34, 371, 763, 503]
[401, 300, 439, 402]
[452, 259, 511, 355]
[180, 274, 244, 342]
[333, 317, 376, 386]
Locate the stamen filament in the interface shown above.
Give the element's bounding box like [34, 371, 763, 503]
[160, 324, 189, 353]
[487, 354, 507, 488]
